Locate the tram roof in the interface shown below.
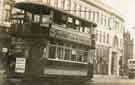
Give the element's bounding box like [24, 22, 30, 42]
[14, 2, 97, 27]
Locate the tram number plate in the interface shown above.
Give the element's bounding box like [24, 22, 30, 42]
[15, 58, 26, 73]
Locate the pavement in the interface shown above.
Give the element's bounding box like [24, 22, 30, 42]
[92, 74, 128, 83]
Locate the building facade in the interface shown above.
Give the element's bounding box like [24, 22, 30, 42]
[0, 0, 13, 69]
[0, 0, 12, 46]
[84, 0, 125, 76]
[14, 0, 125, 76]
[123, 31, 134, 74]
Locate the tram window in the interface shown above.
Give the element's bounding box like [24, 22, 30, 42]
[76, 51, 83, 62]
[48, 43, 89, 63]
[75, 19, 80, 25]
[75, 19, 80, 31]
[57, 47, 64, 59]
[49, 45, 56, 58]
[34, 15, 40, 23]
[84, 27, 90, 33]
[80, 26, 84, 32]
[64, 48, 71, 60]
[67, 17, 76, 30]
[67, 17, 73, 23]
[53, 13, 67, 25]
[78, 55, 82, 62]
[71, 50, 77, 61]
[83, 52, 88, 62]
[42, 15, 51, 24]
[42, 48, 47, 58]
[19, 12, 33, 23]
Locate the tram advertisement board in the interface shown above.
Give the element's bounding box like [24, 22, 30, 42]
[50, 27, 91, 46]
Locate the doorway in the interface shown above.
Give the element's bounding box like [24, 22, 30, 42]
[111, 52, 117, 75]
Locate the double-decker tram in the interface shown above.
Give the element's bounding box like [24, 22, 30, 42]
[4, 1, 97, 85]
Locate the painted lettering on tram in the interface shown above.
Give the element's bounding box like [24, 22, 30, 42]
[50, 28, 91, 45]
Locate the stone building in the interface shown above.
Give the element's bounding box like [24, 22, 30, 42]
[79, 0, 125, 76]
[0, 0, 13, 70]
[14, 0, 125, 76]
[123, 31, 134, 73]
[0, 0, 13, 47]
[74, 0, 124, 76]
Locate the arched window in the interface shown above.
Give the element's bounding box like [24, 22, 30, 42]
[107, 34, 109, 44]
[113, 36, 119, 48]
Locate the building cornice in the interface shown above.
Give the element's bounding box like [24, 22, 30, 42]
[82, 0, 124, 22]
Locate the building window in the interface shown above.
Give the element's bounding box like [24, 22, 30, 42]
[108, 17, 110, 27]
[103, 32, 106, 43]
[96, 12, 99, 23]
[58, 0, 62, 8]
[54, 0, 58, 8]
[76, 4, 79, 16]
[102, 15, 105, 26]
[47, 0, 51, 5]
[79, 5, 82, 16]
[64, 0, 69, 10]
[61, 0, 65, 9]
[104, 16, 107, 26]
[113, 36, 119, 48]
[73, 2, 77, 15]
[94, 11, 98, 23]
[85, 8, 89, 20]
[107, 34, 109, 44]
[115, 21, 120, 32]
[100, 14, 103, 25]
[88, 9, 92, 21]
[100, 31, 102, 42]
[96, 30, 98, 41]
[50, 0, 55, 7]
[68, 0, 71, 10]
[84, 7, 87, 19]
[81, 6, 85, 18]
[106, 16, 109, 26]
[93, 11, 96, 22]
[120, 39, 123, 47]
